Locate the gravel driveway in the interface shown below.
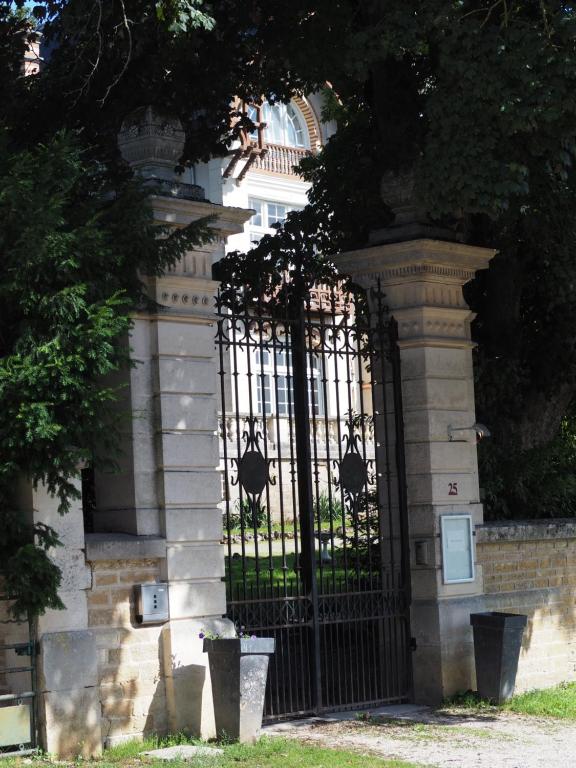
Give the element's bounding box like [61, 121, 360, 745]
[265, 704, 576, 768]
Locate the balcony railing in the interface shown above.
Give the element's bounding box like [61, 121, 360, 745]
[252, 143, 311, 176]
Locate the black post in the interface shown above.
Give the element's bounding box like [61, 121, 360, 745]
[290, 295, 322, 713]
[29, 614, 38, 750]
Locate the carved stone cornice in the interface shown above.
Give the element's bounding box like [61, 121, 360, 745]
[163, 247, 213, 280]
[336, 239, 495, 288]
[142, 275, 219, 319]
[149, 195, 251, 238]
[334, 238, 495, 347]
[367, 263, 476, 282]
[392, 306, 475, 348]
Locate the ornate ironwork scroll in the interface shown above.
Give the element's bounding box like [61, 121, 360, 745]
[232, 417, 275, 499]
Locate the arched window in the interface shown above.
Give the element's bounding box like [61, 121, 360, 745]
[248, 101, 309, 149]
[263, 102, 308, 147]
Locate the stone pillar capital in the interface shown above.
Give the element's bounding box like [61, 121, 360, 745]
[336, 238, 495, 309]
[336, 238, 495, 349]
[138, 195, 251, 323]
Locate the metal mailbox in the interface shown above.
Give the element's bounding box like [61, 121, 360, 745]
[135, 582, 169, 625]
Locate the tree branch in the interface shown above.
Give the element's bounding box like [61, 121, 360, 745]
[99, 0, 133, 105]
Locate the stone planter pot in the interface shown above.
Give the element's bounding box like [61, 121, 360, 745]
[470, 612, 527, 703]
[204, 637, 275, 743]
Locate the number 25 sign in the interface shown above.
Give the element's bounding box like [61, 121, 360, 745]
[448, 482, 458, 496]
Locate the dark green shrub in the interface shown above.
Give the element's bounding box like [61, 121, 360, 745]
[231, 498, 267, 530]
[315, 492, 344, 524]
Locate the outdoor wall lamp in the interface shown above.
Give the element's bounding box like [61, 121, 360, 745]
[447, 423, 491, 442]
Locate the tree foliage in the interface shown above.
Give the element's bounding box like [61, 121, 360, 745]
[3, 0, 576, 622]
[0, 130, 210, 507]
[0, 120, 210, 618]
[214, 0, 576, 519]
[8, 0, 309, 169]
[238, 0, 576, 519]
[241, 1, 576, 520]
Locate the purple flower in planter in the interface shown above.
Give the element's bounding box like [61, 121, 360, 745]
[199, 631, 205, 639]
[251, 634, 257, 640]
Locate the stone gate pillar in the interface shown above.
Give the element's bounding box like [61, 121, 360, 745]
[86, 108, 251, 745]
[143, 196, 248, 737]
[336, 238, 495, 703]
[90, 193, 248, 739]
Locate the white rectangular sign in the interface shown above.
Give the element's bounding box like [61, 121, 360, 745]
[0, 704, 31, 748]
[441, 514, 475, 584]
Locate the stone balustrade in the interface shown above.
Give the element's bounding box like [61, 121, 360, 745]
[220, 414, 357, 452]
[251, 142, 311, 176]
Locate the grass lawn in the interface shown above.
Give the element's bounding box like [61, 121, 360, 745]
[226, 550, 353, 590]
[227, 551, 299, 584]
[505, 682, 576, 718]
[446, 682, 576, 719]
[2, 736, 422, 768]
[228, 521, 334, 535]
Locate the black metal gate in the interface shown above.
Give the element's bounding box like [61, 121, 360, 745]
[216, 278, 411, 719]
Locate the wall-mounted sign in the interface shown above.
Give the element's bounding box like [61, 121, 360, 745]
[0, 703, 31, 748]
[440, 514, 475, 584]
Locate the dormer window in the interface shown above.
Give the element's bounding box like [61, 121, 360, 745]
[248, 102, 309, 149]
[264, 102, 309, 148]
[225, 97, 319, 180]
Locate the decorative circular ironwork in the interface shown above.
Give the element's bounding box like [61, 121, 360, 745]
[339, 452, 368, 495]
[237, 450, 268, 495]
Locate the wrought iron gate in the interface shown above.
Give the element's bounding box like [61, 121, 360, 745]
[216, 278, 411, 719]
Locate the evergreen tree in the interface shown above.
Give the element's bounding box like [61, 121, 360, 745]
[0, 130, 210, 617]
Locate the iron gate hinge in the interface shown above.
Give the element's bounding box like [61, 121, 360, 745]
[13, 641, 40, 657]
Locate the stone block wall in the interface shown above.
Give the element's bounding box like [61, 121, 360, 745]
[86, 557, 168, 746]
[84, 546, 230, 748]
[477, 520, 576, 692]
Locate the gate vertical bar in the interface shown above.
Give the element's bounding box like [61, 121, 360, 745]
[290, 295, 322, 713]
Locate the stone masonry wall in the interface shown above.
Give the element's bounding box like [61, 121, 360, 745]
[477, 521, 576, 692]
[86, 558, 168, 746]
